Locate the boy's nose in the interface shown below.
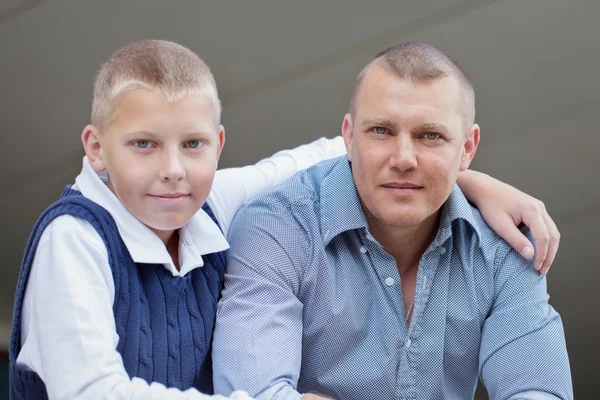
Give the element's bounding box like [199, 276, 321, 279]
[160, 152, 186, 182]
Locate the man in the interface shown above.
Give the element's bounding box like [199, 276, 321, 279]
[212, 43, 572, 399]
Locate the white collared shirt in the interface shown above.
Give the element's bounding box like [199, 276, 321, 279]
[16, 136, 346, 400]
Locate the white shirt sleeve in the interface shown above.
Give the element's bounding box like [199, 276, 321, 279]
[207, 136, 346, 237]
[16, 215, 253, 400]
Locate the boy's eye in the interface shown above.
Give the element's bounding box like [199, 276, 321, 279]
[424, 132, 440, 140]
[134, 140, 153, 148]
[373, 127, 387, 135]
[186, 140, 204, 149]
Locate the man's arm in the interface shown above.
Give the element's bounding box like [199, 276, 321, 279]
[212, 199, 308, 400]
[479, 243, 572, 399]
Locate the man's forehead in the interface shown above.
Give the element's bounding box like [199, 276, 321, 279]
[354, 66, 467, 126]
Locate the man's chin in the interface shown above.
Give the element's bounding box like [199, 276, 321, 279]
[380, 210, 432, 230]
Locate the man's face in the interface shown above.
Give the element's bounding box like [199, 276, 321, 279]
[89, 89, 224, 240]
[342, 65, 479, 233]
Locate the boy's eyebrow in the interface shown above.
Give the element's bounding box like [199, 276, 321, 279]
[124, 130, 213, 138]
[124, 130, 159, 138]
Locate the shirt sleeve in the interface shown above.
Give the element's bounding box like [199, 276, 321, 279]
[212, 199, 307, 400]
[479, 245, 573, 400]
[207, 136, 345, 238]
[15, 215, 254, 400]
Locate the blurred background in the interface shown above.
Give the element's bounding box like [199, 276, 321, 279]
[1, 0, 598, 398]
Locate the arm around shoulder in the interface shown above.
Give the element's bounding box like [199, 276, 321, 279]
[208, 136, 345, 237]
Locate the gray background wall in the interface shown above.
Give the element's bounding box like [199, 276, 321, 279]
[0, 0, 598, 398]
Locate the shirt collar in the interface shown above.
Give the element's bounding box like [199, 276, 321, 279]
[433, 184, 483, 248]
[74, 156, 229, 276]
[318, 157, 482, 247]
[319, 157, 369, 246]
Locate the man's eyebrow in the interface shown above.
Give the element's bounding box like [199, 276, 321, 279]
[418, 122, 449, 132]
[361, 118, 398, 129]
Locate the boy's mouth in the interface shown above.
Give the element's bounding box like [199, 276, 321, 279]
[148, 193, 190, 204]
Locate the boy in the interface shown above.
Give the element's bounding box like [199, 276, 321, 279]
[9, 40, 559, 399]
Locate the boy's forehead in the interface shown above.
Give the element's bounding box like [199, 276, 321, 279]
[109, 89, 220, 133]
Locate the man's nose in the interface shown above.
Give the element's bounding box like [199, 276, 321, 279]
[388, 135, 418, 171]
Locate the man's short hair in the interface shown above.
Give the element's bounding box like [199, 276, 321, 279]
[350, 42, 475, 127]
[92, 39, 221, 132]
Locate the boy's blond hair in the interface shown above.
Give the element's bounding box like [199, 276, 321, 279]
[91, 39, 221, 132]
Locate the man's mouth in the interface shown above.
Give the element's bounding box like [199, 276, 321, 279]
[381, 182, 423, 190]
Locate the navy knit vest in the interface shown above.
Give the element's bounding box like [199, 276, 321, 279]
[9, 186, 226, 399]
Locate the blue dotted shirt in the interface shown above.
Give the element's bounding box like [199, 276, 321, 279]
[213, 156, 572, 400]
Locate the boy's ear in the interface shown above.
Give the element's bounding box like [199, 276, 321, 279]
[81, 125, 106, 172]
[215, 124, 226, 165]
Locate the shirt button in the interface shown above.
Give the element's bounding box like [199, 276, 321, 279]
[385, 277, 394, 286]
[439, 247, 446, 255]
[359, 246, 368, 254]
[405, 338, 412, 349]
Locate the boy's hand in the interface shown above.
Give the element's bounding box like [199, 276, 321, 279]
[302, 394, 335, 400]
[463, 171, 560, 275]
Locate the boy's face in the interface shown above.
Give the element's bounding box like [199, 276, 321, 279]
[84, 89, 224, 242]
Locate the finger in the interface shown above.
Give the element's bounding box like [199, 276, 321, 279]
[495, 220, 535, 260]
[522, 208, 550, 271]
[540, 213, 560, 275]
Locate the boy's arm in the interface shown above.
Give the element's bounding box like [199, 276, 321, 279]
[208, 136, 346, 237]
[17, 215, 252, 400]
[457, 170, 560, 274]
[479, 245, 572, 399]
[209, 138, 559, 271]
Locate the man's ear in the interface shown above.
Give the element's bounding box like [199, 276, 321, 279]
[460, 123, 480, 171]
[81, 124, 106, 172]
[341, 113, 354, 163]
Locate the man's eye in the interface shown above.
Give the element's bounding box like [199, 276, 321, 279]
[373, 127, 387, 135]
[424, 132, 439, 140]
[186, 140, 204, 149]
[134, 140, 152, 148]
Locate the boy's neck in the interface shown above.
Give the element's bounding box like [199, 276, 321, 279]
[151, 228, 181, 271]
[166, 230, 181, 271]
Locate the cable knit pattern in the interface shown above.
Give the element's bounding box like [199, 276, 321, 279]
[10, 186, 226, 399]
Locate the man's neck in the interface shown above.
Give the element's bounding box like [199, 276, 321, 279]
[368, 212, 440, 274]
